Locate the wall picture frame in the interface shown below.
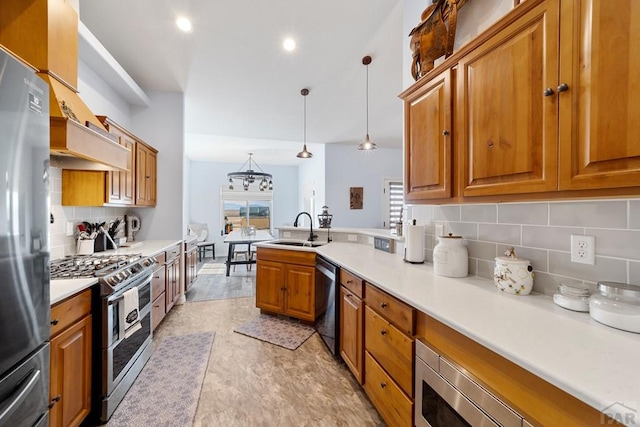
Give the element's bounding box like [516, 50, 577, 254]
[350, 187, 363, 210]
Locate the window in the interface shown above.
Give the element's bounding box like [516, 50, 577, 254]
[382, 179, 403, 228]
[221, 188, 273, 234]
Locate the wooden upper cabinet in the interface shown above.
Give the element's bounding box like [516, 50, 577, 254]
[99, 118, 135, 205]
[136, 142, 157, 207]
[558, 0, 640, 190]
[0, 0, 79, 88]
[456, 0, 559, 197]
[401, 68, 453, 200]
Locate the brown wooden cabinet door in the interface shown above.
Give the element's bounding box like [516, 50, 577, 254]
[340, 286, 363, 384]
[256, 260, 285, 313]
[165, 257, 179, 312]
[403, 68, 453, 200]
[284, 264, 315, 320]
[457, 1, 559, 197]
[559, 0, 640, 190]
[135, 143, 157, 206]
[106, 127, 134, 205]
[49, 314, 92, 427]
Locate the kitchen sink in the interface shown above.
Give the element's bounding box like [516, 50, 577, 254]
[269, 240, 327, 248]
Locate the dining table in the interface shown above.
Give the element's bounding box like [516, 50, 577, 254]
[223, 229, 274, 276]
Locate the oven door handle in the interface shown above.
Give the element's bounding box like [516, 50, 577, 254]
[108, 273, 153, 305]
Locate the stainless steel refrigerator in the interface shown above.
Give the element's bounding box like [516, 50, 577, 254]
[0, 48, 51, 427]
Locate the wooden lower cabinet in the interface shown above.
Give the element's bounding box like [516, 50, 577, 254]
[364, 352, 413, 427]
[165, 244, 181, 313]
[49, 290, 92, 427]
[255, 248, 320, 322]
[340, 286, 363, 383]
[363, 283, 414, 427]
[184, 240, 198, 293]
[151, 262, 166, 331]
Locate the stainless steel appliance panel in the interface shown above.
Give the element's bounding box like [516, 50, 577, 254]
[315, 256, 339, 356]
[0, 48, 50, 427]
[0, 344, 50, 427]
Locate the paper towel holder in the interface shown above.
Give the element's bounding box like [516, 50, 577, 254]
[403, 219, 425, 264]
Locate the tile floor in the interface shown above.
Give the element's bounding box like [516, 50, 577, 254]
[153, 259, 385, 426]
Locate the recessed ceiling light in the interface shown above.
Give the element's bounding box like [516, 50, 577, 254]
[176, 16, 192, 33]
[283, 38, 296, 52]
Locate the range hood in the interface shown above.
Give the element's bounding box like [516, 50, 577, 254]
[0, 0, 129, 171]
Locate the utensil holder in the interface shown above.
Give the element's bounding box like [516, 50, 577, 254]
[94, 233, 108, 253]
[77, 239, 94, 255]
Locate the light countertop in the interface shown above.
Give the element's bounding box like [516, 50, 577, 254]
[276, 226, 404, 241]
[310, 242, 640, 418]
[50, 239, 182, 306]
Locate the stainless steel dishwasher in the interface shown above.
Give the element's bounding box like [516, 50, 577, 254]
[315, 256, 340, 357]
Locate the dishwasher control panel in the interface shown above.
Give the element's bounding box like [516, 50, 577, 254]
[374, 237, 395, 254]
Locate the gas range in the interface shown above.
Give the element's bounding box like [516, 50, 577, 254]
[50, 254, 156, 294]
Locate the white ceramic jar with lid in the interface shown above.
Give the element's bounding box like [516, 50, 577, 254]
[494, 247, 534, 295]
[589, 281, 640, 333]
[433, 233, 468, 278]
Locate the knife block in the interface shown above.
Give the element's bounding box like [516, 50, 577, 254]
[94, 233, 108, 253]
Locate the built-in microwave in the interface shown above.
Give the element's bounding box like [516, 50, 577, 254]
[414, 339, 532, 427]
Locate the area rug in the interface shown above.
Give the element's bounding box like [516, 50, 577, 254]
[234, 314, 316, 350]
[107, 332, 215, 427]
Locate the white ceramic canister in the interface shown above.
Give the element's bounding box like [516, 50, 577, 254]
[433, 233, 468, 278]
[589, 281, 640, 333]
[494, 247, 534, 295]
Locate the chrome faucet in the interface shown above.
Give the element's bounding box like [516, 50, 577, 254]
[293, 212, 318, 242]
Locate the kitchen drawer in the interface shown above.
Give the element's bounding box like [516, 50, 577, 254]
[166, 243, 181, 262]
[151, 265, 166, 300]
[151, 293, 166, 331]
[365, 306, 414, 397]
[364, 351, 413, 427]
[340, 269, 363, 298]
[365, 283, 415, 335]
[153, 251, 166, 265]
[51, 289, 92, 338]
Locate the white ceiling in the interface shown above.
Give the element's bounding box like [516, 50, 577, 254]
[79, 0, 405, 166]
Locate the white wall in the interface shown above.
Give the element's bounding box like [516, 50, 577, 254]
[77, 59, 132, 127]
[325, 144, 402, 228]
[130, 90, 185, 240]
[189, 161, 299, 256]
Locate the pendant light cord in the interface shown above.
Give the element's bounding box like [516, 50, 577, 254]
[304, 92, 307, 145]
[366, 61, 369, 136]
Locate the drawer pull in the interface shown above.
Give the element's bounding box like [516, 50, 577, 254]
[48, 395, 61, 409]
[380, 329, 387, 336]
[346, 293, 353, 298]
[50, 319, 59, 326]
[380, 302, 387, 309]
[346, 279, 353, 284]
[380, 382, 387, 389]
[154, 275, 160, 279]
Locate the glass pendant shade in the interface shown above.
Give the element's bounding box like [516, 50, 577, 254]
[296, 88, 313, 158]
[359, 55, 377, 151]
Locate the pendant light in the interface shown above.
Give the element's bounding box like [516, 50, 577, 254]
[227, 153, 273, 191]
[296, 88, 313, 158]
[358, 55, 378, 151]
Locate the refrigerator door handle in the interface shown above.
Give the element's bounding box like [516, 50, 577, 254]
[0, 369, 41, 424]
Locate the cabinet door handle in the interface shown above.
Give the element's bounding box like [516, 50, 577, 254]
[543, 87, 555, 96]
[50, 319, 59, 325]
[380, 329, 387, 336]
[48, 395, 61, 409]
[557, 83, 569, 93]
[380, 382, 387, 389]
[442, 130, 450, 136]
[380, 302, 387, 309]
[154, 275, 160, 279]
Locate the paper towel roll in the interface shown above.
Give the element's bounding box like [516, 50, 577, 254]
[404, 224, 425, 263]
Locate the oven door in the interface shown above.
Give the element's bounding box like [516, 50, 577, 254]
[415, 351, 499, 427]
[103, 274, 152, 348]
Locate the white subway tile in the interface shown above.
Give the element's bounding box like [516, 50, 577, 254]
[466, 240, 497, 261]
[549, 200, 626, 228]
[497, 245, 548, 272]
[478, 223, 521, 245]
[630, 261, 640, 284]
[498, 203, 548, 225]
[590, 229, 640, 261]
[447, 222, 478, 240]
[433, 205, 461, 222]
[477, 260, 495, 281]
[461, 204, 497, 223]
[630, 201, 640, 230]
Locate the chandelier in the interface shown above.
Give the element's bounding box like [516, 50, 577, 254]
[358, 55, 378, 150]
[227, 153, 273, 191]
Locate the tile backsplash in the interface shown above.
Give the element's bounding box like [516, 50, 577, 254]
[49, 167, 128, 260]
[408, 199, 640, 295]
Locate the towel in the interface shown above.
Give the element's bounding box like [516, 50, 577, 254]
[122, 287, 142, 338]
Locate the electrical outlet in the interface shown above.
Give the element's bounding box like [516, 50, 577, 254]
[65, 221, 74, 237]
[571, 235, 595, 265]
[283, 231, 291, 238]
[347, 234, 358, 242]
